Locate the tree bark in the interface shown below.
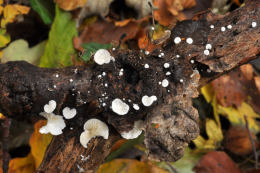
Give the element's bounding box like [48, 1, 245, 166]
[0, 0, 259, 172]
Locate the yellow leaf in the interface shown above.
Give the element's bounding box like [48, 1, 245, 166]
[0, 29, 10, 48]
[0, 6, 3, 16]
[0, 113, 5, 119]
[1, 4, 30, 28]
[29, 120, 52, 168]
[201, 84, 215, 103]
[97, 159, 168, 173]
[0, 0, 3, 5]
[8, 153, 35, 173]
[218, 102, 260, 132]
[206, 119, 223, 143]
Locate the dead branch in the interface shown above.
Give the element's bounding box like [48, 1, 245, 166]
[0, 0, 259, 172]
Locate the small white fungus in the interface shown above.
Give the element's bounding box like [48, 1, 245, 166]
[204, 49, 210, 56]
[144, 64, 149, 68]
[69, 79, 73, 82]
[142, 95, 157, 107]
[164, 63, 170, 68]
[162, 79, 169, 87]
[53, 85, 57, 89]
[205, 44, 212, 50]
[112, 47, 116, 51]
[121, 120, 143, 139]
[62, 107, 77, 119]
[111, 98, 130, 115]
[210, 24, 214, 29]
[186, 37, 193, 44]
[102, 72, 106, 76]
[119, 69, 124, 76]
[55, 74, 59, 78]
[221, 26, 226, 32]
[158, 81, 162, 85]
[39, 112, 66, 135]
[166, 71, 171, 75]
[252, 22, 257, 28]
[190, 60, 194, 64]
[227, 25, 232, 29]
[151, 26, 155, 31]
[174, 37, 181, 44]
[80, 119, 109, 148]
[105, 83, 108, 87]
[176, 55, 180, 58]
[133, 104, 140, 110]
[145, 51, 150, 55]
[44, 100, 57, 113]
[180, 79, 184, 83]
[94, 49, 114, 65]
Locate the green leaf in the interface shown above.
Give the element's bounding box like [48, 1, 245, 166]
[1, 39, 46, 65]
[39, 5, 77, 68]
[0, 29, 10, 48]
[30, 0, 55, 25]
[81, 42, 112, 62]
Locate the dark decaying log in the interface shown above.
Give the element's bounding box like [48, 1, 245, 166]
[0, 0, 259, 172]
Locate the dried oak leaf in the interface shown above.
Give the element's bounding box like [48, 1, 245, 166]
[54, 0, 87, 11]
[193, 151, 242, 173]
[223, 126, 259, 156]
[74, 20, 140, 50]
[153, 0, 196, 26]
[211, 64, 260, 113]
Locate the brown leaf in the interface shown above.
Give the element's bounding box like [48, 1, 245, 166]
[223, 126, 259, 155]
[153, 0, 196, 26]
[211, 64, 260, 113]
[193, 151, 242, 173]
[54, 0, 87, 11]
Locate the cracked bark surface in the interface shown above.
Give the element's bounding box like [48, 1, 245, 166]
[0, 0, 259, 172]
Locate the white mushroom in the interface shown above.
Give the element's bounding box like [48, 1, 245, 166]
[62, 107, 77, 119]
[111, 98, 130, 115]
[141, 95, 157, 107]
[39, 112, 66, 135]
[94, 49, 114, 65]
[121, 120, 144, 139]
[44, 100, 56, 113]
[80, 119, 109, 148]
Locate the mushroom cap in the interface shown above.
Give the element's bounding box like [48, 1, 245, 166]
[39, 112, 66, 135]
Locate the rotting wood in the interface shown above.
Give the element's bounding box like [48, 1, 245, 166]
[0, 0, 259, 172]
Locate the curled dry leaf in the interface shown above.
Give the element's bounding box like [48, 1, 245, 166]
[212, 64, 260, 113]
[153, 0, 196, 26]
[193, 151, 242, 173]
[54, 0, 87, 11]
[223, 126, 259, 156]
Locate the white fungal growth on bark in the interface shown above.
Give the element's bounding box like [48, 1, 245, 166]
[62, 107, 77, 119]
[144, 64, 149, 68]
[44, 100, 56, 113]
[94, 49, 114, 65]
[111, 98, 130, 115]
[142, 95, 157, 107]
[205, 44, 212, 50]
[174, 37, 181, 44]
[252, 21, 257, 28]
[164, 63, 170, 68]
[120, 120, 144, 139]
[186, 37, 193, 44]
[221, 26, 226, 32]
[133, 104, 140, 110]
[80, 119, 109, 148]
[204, 49, 210, 56]
[162, 79, 169, 87]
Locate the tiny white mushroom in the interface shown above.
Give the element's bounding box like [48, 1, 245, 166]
[210, 24, 214, 29]
[102, 72, 106, 76]
[44, 100, 56, 113]
[164, 63, 170, 68]
[121, 120, 143, 139]
[39, 112, 66, 135]
[186, 37, 193, 44]
[227, 25, 232, 29]
[252, 21, 257, 28]
[205, 44, 212, 50]
[176, 55, 180, 58]
[94, 49, 114, 65]
[166, 71, 171, 75]
[144, 64, 149, 68]
[111, 98, 130, 115]
[62, 107, 77, 119]
[145, 51, 150, 55]
[162, 79, 169, 87]
[142, 95, 157, 107]
[55, 74, 59, 78]
[174, 37, 181, 44]
[80, 119, 109, 148]
[69, 79, 73, 82]
[204, 49, 210, 56]
[180, 79, 184, 83]
[133, 104, 140, 110]
[190, 60, 195, 64]
[221, 26, 226, 32]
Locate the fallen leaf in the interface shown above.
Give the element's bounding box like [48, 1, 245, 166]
[1, 4, 30, 28]
[8, 153, 35, 173]
[39, 5, 77, 68]
[54, 0, 87, 11]
[193, 119, 223, 151]
[0, 28, 10, 48]
[30, 0, 55, 24]
[29, 120, 52, 168]
[98, 159, 168, 173]
[223, 126, 259, 155]
[153, 0, 196, 26]
[1, 39, 46, 65]
[193, 151, 242, 173]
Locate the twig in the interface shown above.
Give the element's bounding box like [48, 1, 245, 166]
[2, 118, 11, 173]
[244, 115, 258, 169]
[166, 162, 179, 173]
